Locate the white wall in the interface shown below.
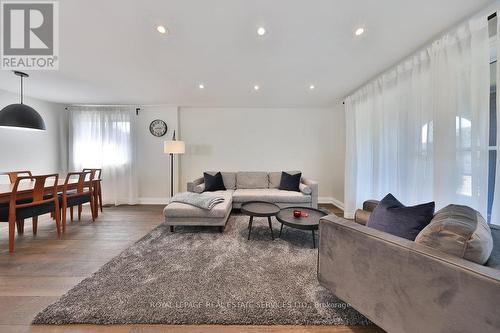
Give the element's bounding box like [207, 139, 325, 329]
[0, 89, 67, 179]
[179, 105, 345, 205]
[136, 105, 179, 203]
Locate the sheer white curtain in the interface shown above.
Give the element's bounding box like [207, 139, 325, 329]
[493, 16, 500, 225]
[69, 106, 138, 205]
[345, 17, 490, 220]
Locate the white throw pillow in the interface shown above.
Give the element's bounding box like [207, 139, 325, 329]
[193, 183, 205, 194]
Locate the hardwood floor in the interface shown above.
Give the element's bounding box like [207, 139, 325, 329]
[0, 204, 384, 333]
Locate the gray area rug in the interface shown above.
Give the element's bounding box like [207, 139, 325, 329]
[33, 214, 371, 325]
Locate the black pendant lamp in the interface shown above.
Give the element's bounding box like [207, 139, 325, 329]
[0, 71, 46, 130]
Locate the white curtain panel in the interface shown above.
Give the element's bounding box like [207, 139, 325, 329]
[69, 106, 138, 205]
[493, 14, 500, 225]
[344, 17, 490, 221]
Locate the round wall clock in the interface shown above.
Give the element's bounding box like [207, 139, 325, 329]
[149, 119, 168, 137]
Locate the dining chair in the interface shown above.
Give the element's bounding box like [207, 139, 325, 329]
[0, 171, 34, 235]
[60, 172, 95, 231]
[83, 168, 103, 213]
[0, 174, 61, 253]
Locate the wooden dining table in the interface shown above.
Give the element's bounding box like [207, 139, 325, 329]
[0, 179, 102, 218]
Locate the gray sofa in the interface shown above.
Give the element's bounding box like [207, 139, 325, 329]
[187, 171, 318, 209]
[164, 171, 318, 231]
[318, 202, 500, 333]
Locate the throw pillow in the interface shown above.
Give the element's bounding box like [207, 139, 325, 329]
[415, 205, 493, 265]
[193, 183, 205, 194]
[279, 172, 302, 192]
[299, 183, 312, 195]
[367, 193, 435, 240]
[203, 172, 226, 192]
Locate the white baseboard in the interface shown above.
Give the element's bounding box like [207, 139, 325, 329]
[137, 197, 169, 205]
[318, 197, 344, 210]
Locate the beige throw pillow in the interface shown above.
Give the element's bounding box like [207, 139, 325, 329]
[415, 205, 493, 265]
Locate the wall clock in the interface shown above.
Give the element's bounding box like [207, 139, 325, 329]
[149, 119, 168, 137]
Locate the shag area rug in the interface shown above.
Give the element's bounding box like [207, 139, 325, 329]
[33, 214, 370, 325]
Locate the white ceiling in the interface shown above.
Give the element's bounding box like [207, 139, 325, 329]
[0, 0, 494, 107]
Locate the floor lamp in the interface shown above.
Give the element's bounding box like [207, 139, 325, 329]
[164, 131, 185, 197]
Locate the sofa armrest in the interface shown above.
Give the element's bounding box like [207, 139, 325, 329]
[187, 177, 204, 193]
[301, 177, 318, 208]
[318, 215, 500, 333]
[363, 200, 379, 212]
[353, 200, 380, 225]
[354, 209, 370, 225]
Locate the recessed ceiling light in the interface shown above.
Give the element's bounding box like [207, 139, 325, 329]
[157, 25, 167, 34]
[354, 27, 365, 36]
[254, 85, 260, 91]
[198, 84, 205, 89]
[309, 85, 315, 90]
[257, 27, 266, 36]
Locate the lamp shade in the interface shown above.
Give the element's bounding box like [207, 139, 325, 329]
[164, 140, 185, 154]
[0, 103, 46, 130]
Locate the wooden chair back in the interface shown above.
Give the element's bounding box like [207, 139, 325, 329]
[62, 172, 93, 199]
[10, 174, 59, 217]
[2, 171, 33, 184]
[82, 168, 102, 181]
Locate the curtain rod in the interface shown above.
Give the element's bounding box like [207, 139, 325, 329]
[65, 104, 138, 108]
[64, 105, 141, 115]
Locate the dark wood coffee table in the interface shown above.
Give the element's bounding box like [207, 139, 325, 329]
[241, 201, 280, 240]
[276, 207, 328, 248]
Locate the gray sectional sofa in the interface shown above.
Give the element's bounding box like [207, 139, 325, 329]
[188, 171, 318, 209]
[318, 201, 500, 333]
[164, 171, 318, 230]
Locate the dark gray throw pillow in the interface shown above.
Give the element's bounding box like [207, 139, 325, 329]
[203, 172, 226, 192]
[279, 172, 301, 192]
[367, 193, 435, 241]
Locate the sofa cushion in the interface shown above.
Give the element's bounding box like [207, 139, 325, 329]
[164, 190, 233, 219]
[232, 189, 311, 204]
[415, 205, 493, 265]
[367, 193, 435, 241]
[236, 172, 268, 189]
[205, 171, 236, 190]
[204, 172, 226, 192]
[279, 172, 301, 192]
[299, 183, 312, 195]
[269, 171, 301, 189]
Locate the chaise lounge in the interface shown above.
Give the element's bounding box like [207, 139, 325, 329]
[164, 171, 318, 230]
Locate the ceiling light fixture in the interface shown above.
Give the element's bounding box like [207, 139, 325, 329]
[157, 25, 167, 34]
[257, 27, 266, 36]
[198, 84, 205, 89]
[309, 85, 315, 90]
[354, 27, 365, 36]
[254, 85, 260, 91]
[0, 71, 45, 131]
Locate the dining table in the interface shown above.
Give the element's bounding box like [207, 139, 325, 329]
[0, 178, 102, 218]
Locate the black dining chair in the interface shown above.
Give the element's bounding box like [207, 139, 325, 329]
[0, 174, 61, 253]
[83, 168, 103, 213]
[0, 171, 35, 235]
[60, 172, 95, 231]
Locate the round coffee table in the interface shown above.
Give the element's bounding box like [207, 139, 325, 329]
[276, 207, 328, 248]
[241, 201, 280, 240]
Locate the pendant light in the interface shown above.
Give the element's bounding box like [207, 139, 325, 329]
[0, 71, 46, 130]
